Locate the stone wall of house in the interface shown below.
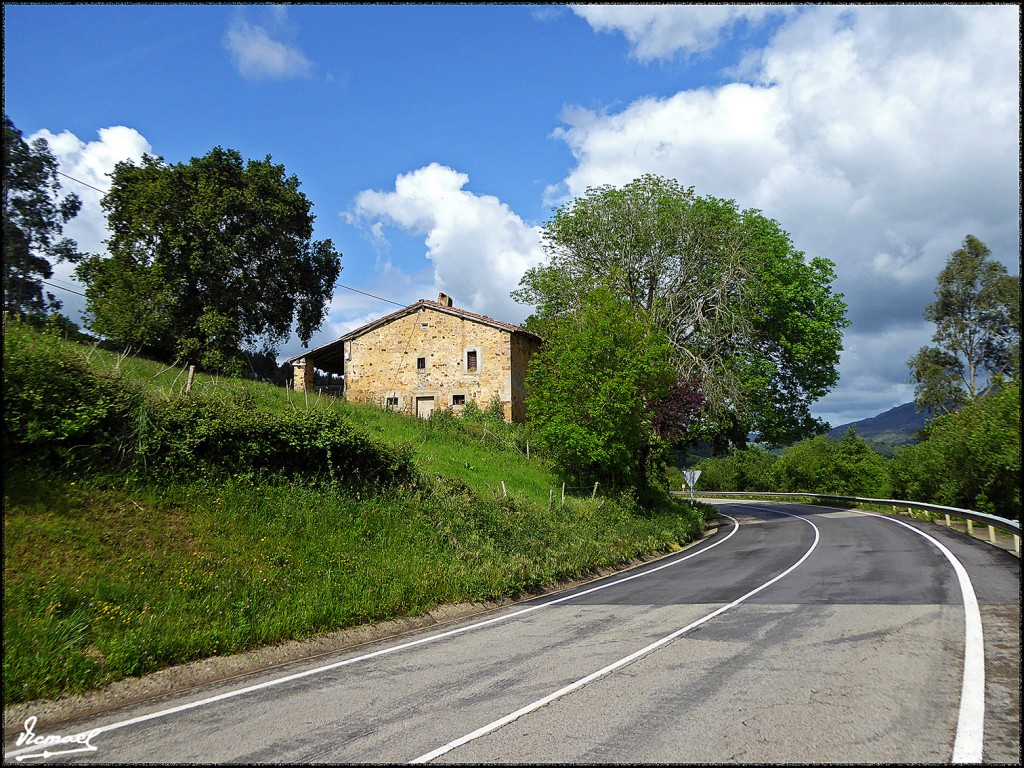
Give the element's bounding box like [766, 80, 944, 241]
[344, 304, 528, 422]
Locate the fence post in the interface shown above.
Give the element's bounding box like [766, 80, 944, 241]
[501, 481, 507, 498]
[186, 364, 196, 394]
[561, 482, 565, 508]
[592, 481, 599, 499]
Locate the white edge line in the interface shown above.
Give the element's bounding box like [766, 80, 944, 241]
[410, 507, 819, 764]
[847, 510, 986, 764]
[4, 515, 742, 759]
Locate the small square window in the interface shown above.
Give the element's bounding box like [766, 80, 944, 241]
[386, 396, 399, 408]
[466, 350, 478, 372]
[417, 357, 426, 370]
[452, 394, 466, 406]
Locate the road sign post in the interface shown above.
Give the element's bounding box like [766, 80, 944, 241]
[682, 469, 701, 503]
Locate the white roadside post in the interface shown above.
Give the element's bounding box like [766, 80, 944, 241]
[683, 469, 702, 504]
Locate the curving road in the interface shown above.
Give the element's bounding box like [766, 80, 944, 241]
[4, 501, 1020, 764]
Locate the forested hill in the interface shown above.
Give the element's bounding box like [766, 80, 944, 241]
[829, 402, 928, 445]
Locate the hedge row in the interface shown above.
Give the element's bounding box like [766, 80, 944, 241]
[3, 320, 414, 486]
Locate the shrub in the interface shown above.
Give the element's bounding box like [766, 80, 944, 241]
[696, 446, 777, 492]
[889, 439, 945, 506]
[4, 320, 415, 488]
[891, 379, 1020, 518]
[3, 317, 142, 472]
[771, 429, 890, 497]
[137, 392, 415, 486]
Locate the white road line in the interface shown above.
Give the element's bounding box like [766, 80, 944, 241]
[4, 515, 741, 760]
[848, 510, 986, 764]
[411, 507, 819, 764]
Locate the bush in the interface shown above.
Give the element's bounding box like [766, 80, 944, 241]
[138, 392, 415, 486]
[696, 446, 777, 492]
[889, 439, 945, 506]
[4, 320, 415, 488]
[890, 379, 1020, 518]
[771, 429, 890, 497]
[3, 317, 142, 472]
[524, 288, 678, 504]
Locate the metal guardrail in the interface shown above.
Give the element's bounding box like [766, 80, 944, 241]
[686, 491, 1021, 555]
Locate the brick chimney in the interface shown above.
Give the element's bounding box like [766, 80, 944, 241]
[437, 292, 454, 307]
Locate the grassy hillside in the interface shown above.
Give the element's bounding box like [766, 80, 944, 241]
[3, 320, 711, 705]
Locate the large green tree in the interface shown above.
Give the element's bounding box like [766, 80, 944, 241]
[515, 174, 848, 449]
[76, 147, 341, 374]
[524, 287, 701, 502]
[908, 235, 1020, 414]
[770, 428, 891, 498]
[2, 115, 82, 315]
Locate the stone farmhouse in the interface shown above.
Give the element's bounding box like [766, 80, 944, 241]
[287, 293, 542, 423]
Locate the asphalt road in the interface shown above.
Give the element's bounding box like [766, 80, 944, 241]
[5, 501, 1020, 764]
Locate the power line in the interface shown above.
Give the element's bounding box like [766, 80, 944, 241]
[42, 279, 86, 297]
[337, 283, 405, 307]
[55, 170, 409, 309]
[55, 170, 108, 195]
[44, 277, 406, 308]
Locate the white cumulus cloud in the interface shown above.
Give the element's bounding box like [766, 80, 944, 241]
[28, 125, 153, 322]
[558, 4, 1020, 425]
[347, 163, 546, 324]
[572, 4, 792, 60]
[31, 125, 152, 257]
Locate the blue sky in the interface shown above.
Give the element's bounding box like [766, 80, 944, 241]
[3, 4, 1020, 427]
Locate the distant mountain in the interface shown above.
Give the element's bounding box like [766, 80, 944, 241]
[828, 401, 930, 450]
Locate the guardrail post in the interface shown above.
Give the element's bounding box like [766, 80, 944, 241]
[967, 519, 974, 536]
[988, 525, 996, 545]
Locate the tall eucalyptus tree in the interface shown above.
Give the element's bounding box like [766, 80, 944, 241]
[909, 235, 1020, 414]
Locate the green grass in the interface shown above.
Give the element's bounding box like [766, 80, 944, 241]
[4, 469, 708, 704]
[3, 324, 713, 705]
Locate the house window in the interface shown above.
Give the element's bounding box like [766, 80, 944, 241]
[466, 350, 478, 373]
[452, 394, 466, 406]
[417, 357, 426, 370]
[386, 396, 399, 409]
